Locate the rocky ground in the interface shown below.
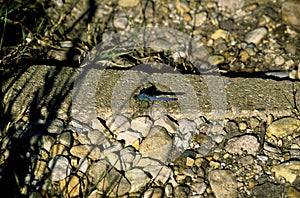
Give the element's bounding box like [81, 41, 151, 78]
[2, 0, 300, 197]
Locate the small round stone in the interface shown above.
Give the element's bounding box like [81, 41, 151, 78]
[274, 55, 285, 66]
[118, 0, 139, 7]
[239, 121, 248, 131]
[250, 117, 260, 128]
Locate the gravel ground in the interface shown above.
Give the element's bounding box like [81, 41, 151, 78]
[2, 0, 300, 197]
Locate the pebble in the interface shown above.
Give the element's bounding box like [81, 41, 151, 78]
[286, 186, 300, 198]
[118, 0, 139, 7]
[218, 0, 244, 11]
[225, 134, 260, 155]
[289, 69, 299, 80]
[243, 3, 258, 12]
[192, 12, 207, 27]
[34, 160, 48, 178]
[186, 156, 195, 166]
[249, 117, 260, 128]
[116, 130, 142, 148]
[239, 155, 254, 166]
[209, 161, 221, 169]
[208, 170, 238, 198]
[197, 137, 215, 157]
[244, 27, 268, 45]
[266, 117, 300, 138]
[70, 145, 101, 160]
[174, 185, 190, 198]
[274, 55, 285, 66]
[131, 116, 152, 137]
[105, 152, 122, 171]
[59, 174, 88, 197]
[149, 39, 172, 52]
[154, 115, 178, 135]
[182, 168, 196, 178]
[183, 13, 192, 22]
[238, 121, 247, 131]
[78, 157, 89, 173]
[87, 160, 108, 182]
[58, 131, 72, 147]
[119, 148, 141, 170]
[271, 161, 300, 183]
[179, 119, 197, 134]
[208, 55, 225, 65]
[139, 126, 172, 163]
[194, 157, 205, 168]
[282, 0, 300, 31]
[174, 119, 197, 158]
[107, 114, 131, 135]
[266, 114, 274, 126]
[211, 29, 229, 40]
[41, 135, 55, 152]
[48, 156, 72, 181]
[175, 0, 190, 14]
[47, 119, 64, 134]
[76, 131, 92, 145]
[97, 168, 131, 196]
[239, 50, 250, 62]
[191, 182, 207, 195]
[257, 155, 268, 163]
[113, 16, 128, 30]
[164, 183, 174, 197]
[125, 168, 149, 192]
[50, 143, 68, 157]
[143, 166, 173, 185]
[143, 187, 164, 198]
[88, 129, 111, 147]
[252, 182, 285, 197]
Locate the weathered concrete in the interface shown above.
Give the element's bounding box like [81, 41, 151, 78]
[3, 65, 300, 123]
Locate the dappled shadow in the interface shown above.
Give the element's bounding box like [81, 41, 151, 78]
[0, 64, 77, 197]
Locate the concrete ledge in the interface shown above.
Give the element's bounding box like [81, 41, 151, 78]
[3, 65, 300, 122]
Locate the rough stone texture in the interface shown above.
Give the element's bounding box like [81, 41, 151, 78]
[217, 0, 245, 11]
[106, 114, 131, 135]
[131, 116, 152, 137]
[143, 187, 164, 198]
[271, 161, 300, 183]
[87, 129, 111, 146]
[59, 174, 88, 197]
[286, 186, 300, 198]
[96, 168, 131, 197]
[34, 160, 48, 178]
[58, 131, 72, 147]
[125, 168, 149, 192]
[118, 0, 140, 7]
[70, 145, 102, 160]
[116, 130, 143, 148]
[139, 126, 173, 164]
[225, 134, 260, 155]
[282, 0, 300, 31]
[48, 156, 72, 182]
[209, 170, 238, 198]
[266, 117, 300, 138]
[87, 160, 108, 183]
[252, 182, 285, 198]
[244, 27, 268, 45]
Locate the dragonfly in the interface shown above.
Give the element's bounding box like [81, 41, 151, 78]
[135, 93, 178, 101]
[131, 85, 180, 118]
